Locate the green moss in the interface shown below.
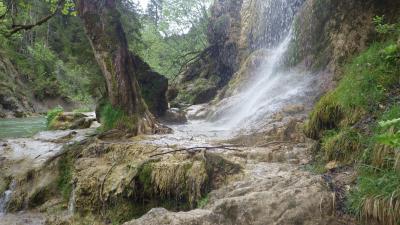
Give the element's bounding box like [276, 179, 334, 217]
[305, 94, 343, 139]
[138, 163, 153, 195]
[197, 194, 209, 208]
[57, 154, 73, 201]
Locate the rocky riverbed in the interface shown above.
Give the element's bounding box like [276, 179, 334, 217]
[0, 106, 358, 225]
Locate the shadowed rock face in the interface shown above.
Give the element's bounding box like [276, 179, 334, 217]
[132, 54, 168, 117]
[0, 54, 33, 118]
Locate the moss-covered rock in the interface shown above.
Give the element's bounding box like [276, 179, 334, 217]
[71, 141, 240, 223]
[48, 112, 95, 130]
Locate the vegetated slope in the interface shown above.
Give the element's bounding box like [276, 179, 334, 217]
[304, 12, 400, 225]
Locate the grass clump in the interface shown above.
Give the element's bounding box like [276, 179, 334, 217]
[348, 168, 400, 225]
[46, 106, 64, 127]
[321, 129, 362, 163]
[305, 94, 343, 139]
[347, 105, 400, 224]
[100, 103, 138, 132]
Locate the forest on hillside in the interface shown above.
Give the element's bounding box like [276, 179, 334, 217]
[0, 0, 399, 225]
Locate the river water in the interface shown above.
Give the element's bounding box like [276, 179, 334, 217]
[0, 117, 47, 140]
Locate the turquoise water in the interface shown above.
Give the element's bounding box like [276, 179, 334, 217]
[0, 117, 47, 139]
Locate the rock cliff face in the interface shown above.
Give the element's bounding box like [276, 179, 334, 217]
[177, 0, 400, 104]
[0, 53, 34, 118]
[287, 0, 400, 75]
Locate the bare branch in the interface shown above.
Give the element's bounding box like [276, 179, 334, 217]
[150, 144, 243, 158]
[5, 0, 65, 37]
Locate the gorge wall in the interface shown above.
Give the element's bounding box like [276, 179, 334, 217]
[0, 53, 34, 118]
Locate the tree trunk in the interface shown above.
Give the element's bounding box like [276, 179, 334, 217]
[76, 0, 160, 134]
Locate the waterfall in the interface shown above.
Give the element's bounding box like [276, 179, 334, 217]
[205, 0, 314, 132]
[0, 180, 16, 216]
[154, 0, 317, 145]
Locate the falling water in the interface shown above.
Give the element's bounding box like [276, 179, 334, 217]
[68, 187, 76, 215]
[0, 180, 16, 216]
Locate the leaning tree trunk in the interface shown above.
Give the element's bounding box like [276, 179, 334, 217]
[76, 0, 161, 134]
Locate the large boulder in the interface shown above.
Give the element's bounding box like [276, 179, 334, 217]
[132, 54, 168, 117]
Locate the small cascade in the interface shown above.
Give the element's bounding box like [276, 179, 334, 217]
[0, 180, 16, 216]
[68, 186, 76, 215]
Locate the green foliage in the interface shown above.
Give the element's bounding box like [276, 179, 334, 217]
[373, 16, 400, 35]
[197, 194, 209, 208]
[25, 41, 62, 100]
[128, 0, 211, 79]
[306, 18, 400, 222]
[46, 106, 64, 127]
[0, 0, 103, 107]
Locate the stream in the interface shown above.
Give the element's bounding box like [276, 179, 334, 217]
[0, 117, 47, 140]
